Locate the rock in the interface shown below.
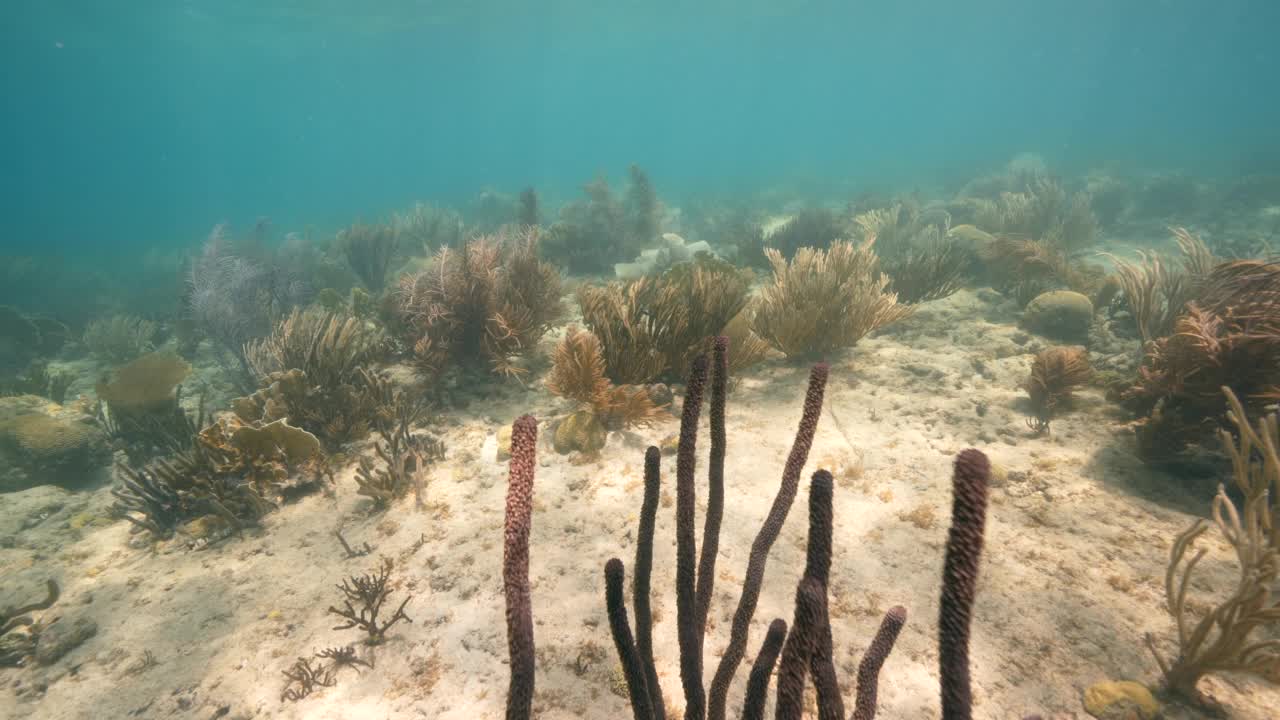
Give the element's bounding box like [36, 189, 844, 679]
[1082, 680, 1160, 720]
[1021, 290, 1094, 342]
[553, 411, 606, 456]
[34, 616, 98, 666]
[496, 425, 513, 462]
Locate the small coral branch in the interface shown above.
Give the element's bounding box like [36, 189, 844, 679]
[1023, 345, 1091, 434]
[280, 657, 336, 702]
[327, 557, 413, 644]
[315, 645, 372, 672]
[1144, 387, 1280, 708]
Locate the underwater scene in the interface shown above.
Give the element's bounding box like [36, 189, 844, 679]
[4, 1, 1280, 719]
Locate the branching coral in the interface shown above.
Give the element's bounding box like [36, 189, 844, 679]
[315, 645, 372, 672]
[111, 410, 325, 539]
[1023, 346, 1092, 434]
[884, 238, 971, 304]
[244, 308, 383, 388]
[545, 326, 664, 430]
[233, 367, 381, 449]
[578, 255, 763, 384]
[328, 557, 413, 644]
[1101, 226, 1218, 342]
[355, 373, 444, 508]
[852, 202, 972, 304]
[752, 239, 912, 359]
[1125, 260, 1280, 457]
[111, 445, 275, 540]
[82, 314, 157, 364]
[238, 311, 387, 447]
[1145, 387, 1280, 707]
[280, 657, 336, 702]
[339, 221, 399, 293]
[396, 226, 563, 380]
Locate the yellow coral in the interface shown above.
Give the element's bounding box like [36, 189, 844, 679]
[1082, 681, 1159, 720]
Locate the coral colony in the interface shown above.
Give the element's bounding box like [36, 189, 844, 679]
[3, 159, 1279, 717]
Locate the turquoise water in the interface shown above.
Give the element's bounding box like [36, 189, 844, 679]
[2, 1, 1277, 254]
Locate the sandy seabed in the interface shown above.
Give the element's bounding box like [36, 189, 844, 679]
[2, 288, 1277, 720]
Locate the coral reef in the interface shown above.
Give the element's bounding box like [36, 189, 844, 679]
[1023, 346, 1092, 434]
[1145, 388, 1280, 708]
[753, 239, 911, 359]
[396, 226, 563, 380]
[81, 314, 157, 364]
[327, 557, 414, 645]
[339, 221, 400, 293]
